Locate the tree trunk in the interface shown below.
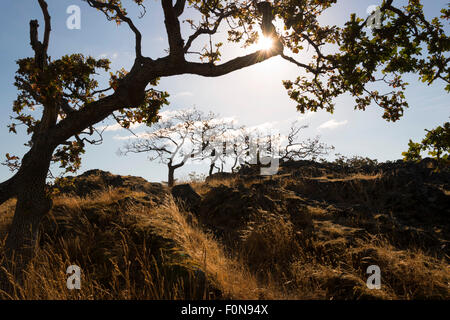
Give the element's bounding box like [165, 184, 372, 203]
[208, 162, 215, 176]
[0, 176, 19, 206]
[4, 187, 51, 266]
[168, 165, 175, 187]
[1, 143, 54, 286]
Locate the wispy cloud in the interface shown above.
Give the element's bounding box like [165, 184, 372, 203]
[318, 119, 348, 130]
[297, 111, 316, 122]
[248, 121, 279, 133]
[173, 91, 194, 98]
[158, 109, 189, 122]
[97, 122, 143, 132]
[113, 132, 147, 141]
[98, 52, 119, 61]
[113, 112, 238, 141]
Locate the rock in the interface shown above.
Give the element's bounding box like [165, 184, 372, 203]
[205, 172, 236, 183]
[171, 184, 202, 212]
[54, 169, 168, 204]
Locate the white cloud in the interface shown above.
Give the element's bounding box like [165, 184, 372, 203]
[297, 111, 316, 122]
[318, 119, 348, 130]
[113, 132, 147, 140]
[158, 109, 188, 122]
[173, 91, 194, 98]
[97, 52, 119, 61]
[248, 121, 278, 133]
[97, 122, 143, 132]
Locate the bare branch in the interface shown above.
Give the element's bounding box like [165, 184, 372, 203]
[184, 48, 281, 77]
[279, 122, 333, 162]
[161, 0, 185, 60]
[280, 53, 317, 73]
[30, 0, 51, 69]
[173, 0, 186, 17]
[37, 0, 51, 54]
[85, 0, 143, 59]
[184, 13, 231, 53]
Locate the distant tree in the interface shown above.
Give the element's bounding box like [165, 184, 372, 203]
[402, 122, 450, 168]
[215, 125, 268, 171]
[332, 154, 379, 172]
[279, 122, 334, 162]
[230, 127, 250, 173]
[221, 122, 333, 172]
[119, 109, 232, 186]
[205, 141, 227, 176]
[190, 118, 236, 177]
[0, 0, 448, 278]
[187, 171, 207, 183]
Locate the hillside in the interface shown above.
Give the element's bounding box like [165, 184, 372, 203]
[0, 159, 449, 300]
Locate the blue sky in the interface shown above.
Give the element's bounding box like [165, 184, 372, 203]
[0, 0, 448, 183]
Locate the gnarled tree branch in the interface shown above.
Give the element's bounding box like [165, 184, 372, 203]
[183, 48, 281, 77]
[161, 0, 185, 60]
[85, 0, 143, 59]
[30, 0, 51, 69]
[173, 0, 186, 17]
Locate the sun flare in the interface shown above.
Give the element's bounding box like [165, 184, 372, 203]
[257, 36, 273, 51]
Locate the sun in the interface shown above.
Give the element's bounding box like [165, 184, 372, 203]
[257, 36, 273, 51]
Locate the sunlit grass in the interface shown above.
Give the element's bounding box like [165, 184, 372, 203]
[1, 169, 449, 300]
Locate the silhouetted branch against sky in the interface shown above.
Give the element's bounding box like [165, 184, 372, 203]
[0, 0, 448, 182]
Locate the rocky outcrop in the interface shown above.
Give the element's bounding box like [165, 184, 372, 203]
[205, 172, 236, 183]
[54, 169, 169, 205]
[44, 160, 449, 300]
[191, 159, 449, 257]
[171, 184, 202, 213]
[43, 171, 214, 299]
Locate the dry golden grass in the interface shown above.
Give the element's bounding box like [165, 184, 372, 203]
[186, 176, 242, 196]
[1, 171, 449, 300]
[0, 188, 268, 300]
[319, 173, 383, 181]
[189, 174, 450, 300]
[0, 199, 15, 237]
[127, 198, 265, 299]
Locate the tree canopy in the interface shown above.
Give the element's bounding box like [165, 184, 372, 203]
[5, 0, 449, 176]
[402, 121, 450, 167]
